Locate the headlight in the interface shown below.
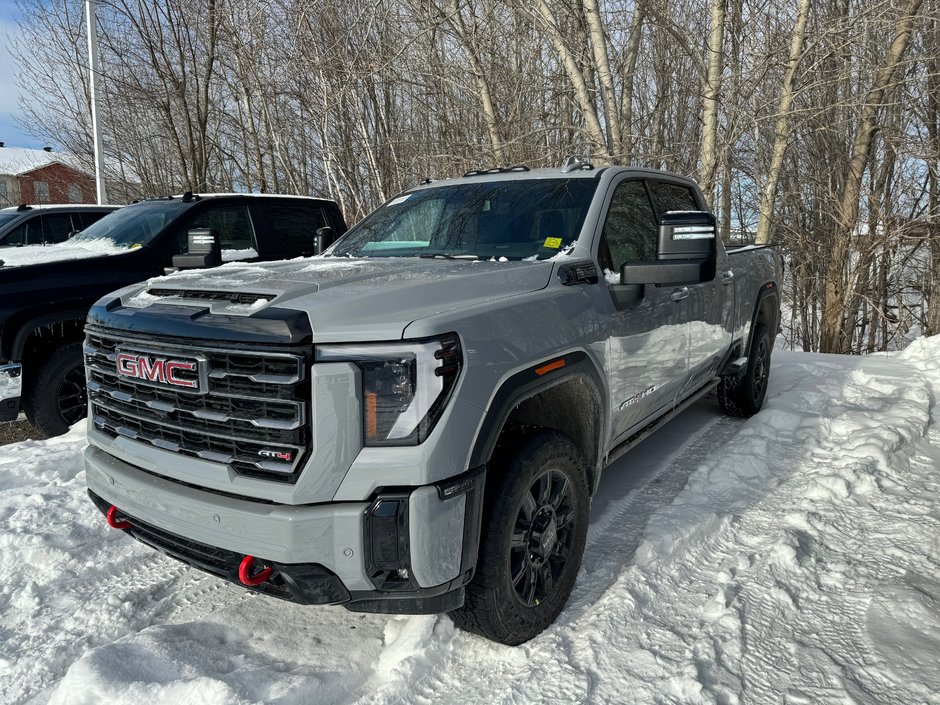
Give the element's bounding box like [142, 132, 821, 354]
[316, 333, 461, 446]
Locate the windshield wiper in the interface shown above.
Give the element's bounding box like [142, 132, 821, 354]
[418, 253, 480, 260]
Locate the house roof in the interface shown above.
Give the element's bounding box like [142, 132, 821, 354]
[0, 146, 88, 178]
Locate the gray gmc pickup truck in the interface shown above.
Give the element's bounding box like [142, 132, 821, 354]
[83, 161, 781, 645]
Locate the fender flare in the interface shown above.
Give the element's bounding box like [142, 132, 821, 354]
[468, 350, 607, 488]
[745, 282, 780, 352]
[11, 308, 90, 361]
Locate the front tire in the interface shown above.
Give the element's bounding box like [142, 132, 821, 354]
[718, 322, 772, 417]
[450, 429, 589, 645]
[23, 341, 87, 437]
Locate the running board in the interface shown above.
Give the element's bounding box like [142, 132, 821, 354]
[606, 379, 719, 467]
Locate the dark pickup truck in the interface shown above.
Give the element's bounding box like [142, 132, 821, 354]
[84, 162, 782, 645]
[0, 193, 346, 436]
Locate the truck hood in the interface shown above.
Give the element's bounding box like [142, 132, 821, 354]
[120, 257, 555, 341]
[0, 239, 133, 269]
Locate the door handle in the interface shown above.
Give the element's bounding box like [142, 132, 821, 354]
[721, 270, 734, 285]
[670, 287, 689, 302]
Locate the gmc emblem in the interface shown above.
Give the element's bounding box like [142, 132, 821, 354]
[116, 352, 202, 391]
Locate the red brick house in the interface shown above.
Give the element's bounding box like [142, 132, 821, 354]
[0, 146, 97, 206]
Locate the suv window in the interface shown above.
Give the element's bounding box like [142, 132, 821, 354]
[599, 180, 658, 273]
[3, 221, 31, 246]
[77, 210, 112, 229]
[40, 213, 77, 244]
[264, 203, 328, 259]
[178, 205, 257, 254]
[649, 181, 698, 214]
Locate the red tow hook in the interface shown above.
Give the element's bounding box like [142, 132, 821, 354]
[106, 505, 131, 530]
[239, 555, 272, 586]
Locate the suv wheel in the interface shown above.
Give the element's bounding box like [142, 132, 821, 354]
[718, 321, 772, 417]
[24, 341, 87, 437]
[450, 429, 588, 645]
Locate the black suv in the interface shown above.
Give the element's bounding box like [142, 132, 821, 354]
[0, 193, 347, 436]
[0, 204, 120, 247]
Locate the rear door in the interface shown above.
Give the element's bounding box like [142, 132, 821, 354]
[254, 200, 331, 260]
[598, 178, 690, 444]
[648, 179, 732, 394]
[173, 202, 259, 263]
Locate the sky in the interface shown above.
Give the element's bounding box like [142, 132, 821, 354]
[0, 0, 41, 148]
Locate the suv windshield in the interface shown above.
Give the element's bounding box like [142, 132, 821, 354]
[332, 178, 598, 260]
[0, 212, 22, 229]
[71, 201, 189, 248]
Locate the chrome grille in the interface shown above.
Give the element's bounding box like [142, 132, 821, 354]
[84, 328, 310, 482]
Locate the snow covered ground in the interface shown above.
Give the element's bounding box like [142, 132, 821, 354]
[2, 341, 940, 704]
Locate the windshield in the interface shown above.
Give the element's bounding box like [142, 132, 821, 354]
[71, 201, 190, 248]
[0, 212, 22, 229]
[331, 178, 598, 260]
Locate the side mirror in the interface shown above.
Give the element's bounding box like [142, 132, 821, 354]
[313, 226, 337, 255]
[657, 211, 716, 260]
[618, 210, 718, 287]
[172, 227, 221, 270]
[621, 259, 712, 286]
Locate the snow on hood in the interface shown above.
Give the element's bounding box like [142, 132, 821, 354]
[0, 238, 132, 268]
[121, 256, 555, 340]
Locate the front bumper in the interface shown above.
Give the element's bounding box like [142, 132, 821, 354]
[0, 363, 22, 421]
[85, 444, 484, 613]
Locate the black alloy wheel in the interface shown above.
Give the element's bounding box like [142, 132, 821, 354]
[510, 468, 577, 607]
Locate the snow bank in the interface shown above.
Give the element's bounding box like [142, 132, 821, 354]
[3, 340, 940, 704]
[0, 239, 131, 268]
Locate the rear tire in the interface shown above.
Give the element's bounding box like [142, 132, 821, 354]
[23, 341, 87, 437]
[718, 322, 772, 417]
[449, 429, 589, 645]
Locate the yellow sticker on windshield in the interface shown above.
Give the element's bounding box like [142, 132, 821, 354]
[130, 243, 142, 249]
[543, 237, 563, 249]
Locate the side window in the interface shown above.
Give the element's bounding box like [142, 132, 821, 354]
[78, 210, 111, 229]
[649, 181, 698, 214]
[178, 205, 257, 255]
[263, 203, 328, 259]
[40, 213, 76, 244]
[598, 180, 658, 274]
[3, 222, 29, 246]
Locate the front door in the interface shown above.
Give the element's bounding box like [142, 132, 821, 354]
[597, 178, 690, 445]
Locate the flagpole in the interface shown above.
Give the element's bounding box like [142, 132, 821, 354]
[85, 0, 108, 204]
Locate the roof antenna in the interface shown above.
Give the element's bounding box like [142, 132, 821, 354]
[560, 156, 582, 173]
[560, 156, 594, 173]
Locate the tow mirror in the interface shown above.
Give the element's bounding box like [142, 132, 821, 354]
[171, 227, 221, 270]
[313, 226, 337, 255]
[657, 211, 716, 259]
[618, 211, 718, 287]
[621, 259, 711, 286]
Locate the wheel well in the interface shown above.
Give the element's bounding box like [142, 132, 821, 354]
[495, 376, 602, 493]
[21, 319, 85, 378]
[756, 291, 777, 330]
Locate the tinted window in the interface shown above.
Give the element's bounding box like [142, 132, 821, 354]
[0, 212, 21, 228]
[181, 205, 256, 252]
[40, 213, 76, 244]
[72, 201, 191, 248]
[77, 210, 112, 229]
[3, 222, 30, 246]
[333, 180, 598, 260]
[264, 203, 327, 259]
[649, 181, 698, 214]
[599, 180, 658, 272]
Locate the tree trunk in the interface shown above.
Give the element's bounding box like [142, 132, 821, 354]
[699, 0, 726, 206]
[819, 0, 924, 353]
[755, 0, 812, 245]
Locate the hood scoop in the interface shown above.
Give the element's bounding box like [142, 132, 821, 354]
[147, 287, 272, 305]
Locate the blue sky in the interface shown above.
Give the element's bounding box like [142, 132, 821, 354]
[0, 0, 41, 148]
